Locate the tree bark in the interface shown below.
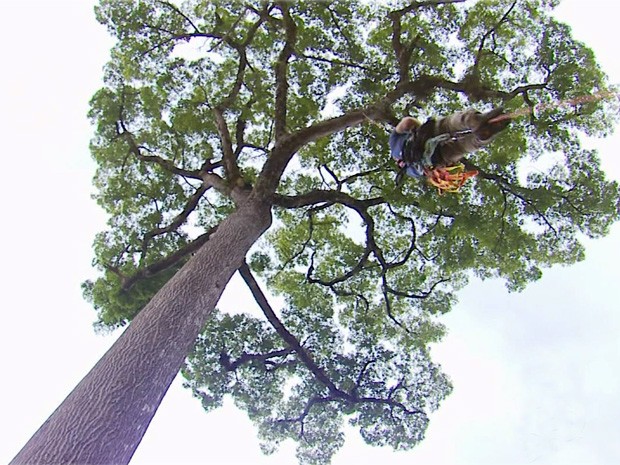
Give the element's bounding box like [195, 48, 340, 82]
[10, 197, 272, 465]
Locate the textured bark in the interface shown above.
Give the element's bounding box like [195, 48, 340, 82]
[10, 197, 272, 465]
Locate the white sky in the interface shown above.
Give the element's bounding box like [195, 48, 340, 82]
[0, 1, 618, 464]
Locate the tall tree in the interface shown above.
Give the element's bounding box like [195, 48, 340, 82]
[12, 0, 620, 464]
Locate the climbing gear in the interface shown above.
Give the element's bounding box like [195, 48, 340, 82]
[424, 163, 479, 194]
[422, 129, 474, 159]
[396, 129, 478, 193]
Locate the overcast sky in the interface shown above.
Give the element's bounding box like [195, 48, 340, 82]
[0, 1, 618, 464]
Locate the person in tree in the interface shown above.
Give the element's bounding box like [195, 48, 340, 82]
[389, 108, 511, 178]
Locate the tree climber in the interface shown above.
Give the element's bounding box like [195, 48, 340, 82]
[390, 108, 510, 191]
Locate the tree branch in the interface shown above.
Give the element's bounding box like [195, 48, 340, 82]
[216, 6, 271, 109]
[273, 189, 385, 210]
[388, 4, 422, 82]
[119, 227, 218, 291]
[465, 161, 559, 236]
[156, 1, 202, 34]
[507, 82, 550, 101]
[384, 204, 421, 267]
[494, 187, 509, 253]
[275, 209, 315, 274]
[381, 275, 411, 333]
[326, 4, 356, 51]
[389, 9, 406, 81]
[276, 396, 333, 438]
[253, 63, 517, 201]
[139, 184, 209, 265]
[473, 0, 518, 72]
[385, 277, 450, 299]
[355, 394, 426, 417]
[395, 0, 467, 16]
[116, 122, 202, 180]
[307, 245, 372, 288]
[213, 107, 241, 182]
[295, 193, 383, 288]
[252, 102, 390, 200]
[274, 1, 298, 140]
[239, 262, 343, 397]
[350, 359, 376, 397]
[220, 347, 295, 372]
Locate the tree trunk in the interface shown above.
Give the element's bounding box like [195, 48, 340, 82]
[11, 198, 272, 465]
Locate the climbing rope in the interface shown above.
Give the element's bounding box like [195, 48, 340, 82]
[419, 130, 479, 194]
[424, 163, 479, 194]
[488, 89, 620, 124]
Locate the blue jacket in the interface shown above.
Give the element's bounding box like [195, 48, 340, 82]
[389, 130, 424, 177]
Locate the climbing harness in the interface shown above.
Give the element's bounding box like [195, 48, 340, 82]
[396, 129, 479, 193]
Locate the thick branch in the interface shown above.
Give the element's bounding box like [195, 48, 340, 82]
[389, 9, 406, 81]
[118, 116, 248, 213]
[219, 46, 248, 109]
[213, 107, 241, 182]
[217, 6, 271, 108]
[117, 227, 217, 292]
[251, 106, 379, 199]
[254, 73, 450, 199]
[388, 6, 422, 81]
[274, 1, 298, 140]
[139, 184, 209, 263]
[254, 60, 523, 201]
[273, 189, 385, 210]
[239, 262, 343, 397]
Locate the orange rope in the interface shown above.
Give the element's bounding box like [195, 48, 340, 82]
[424, 164, 478, 194]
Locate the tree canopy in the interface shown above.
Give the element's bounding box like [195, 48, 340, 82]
[82, 0, 619, 463]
